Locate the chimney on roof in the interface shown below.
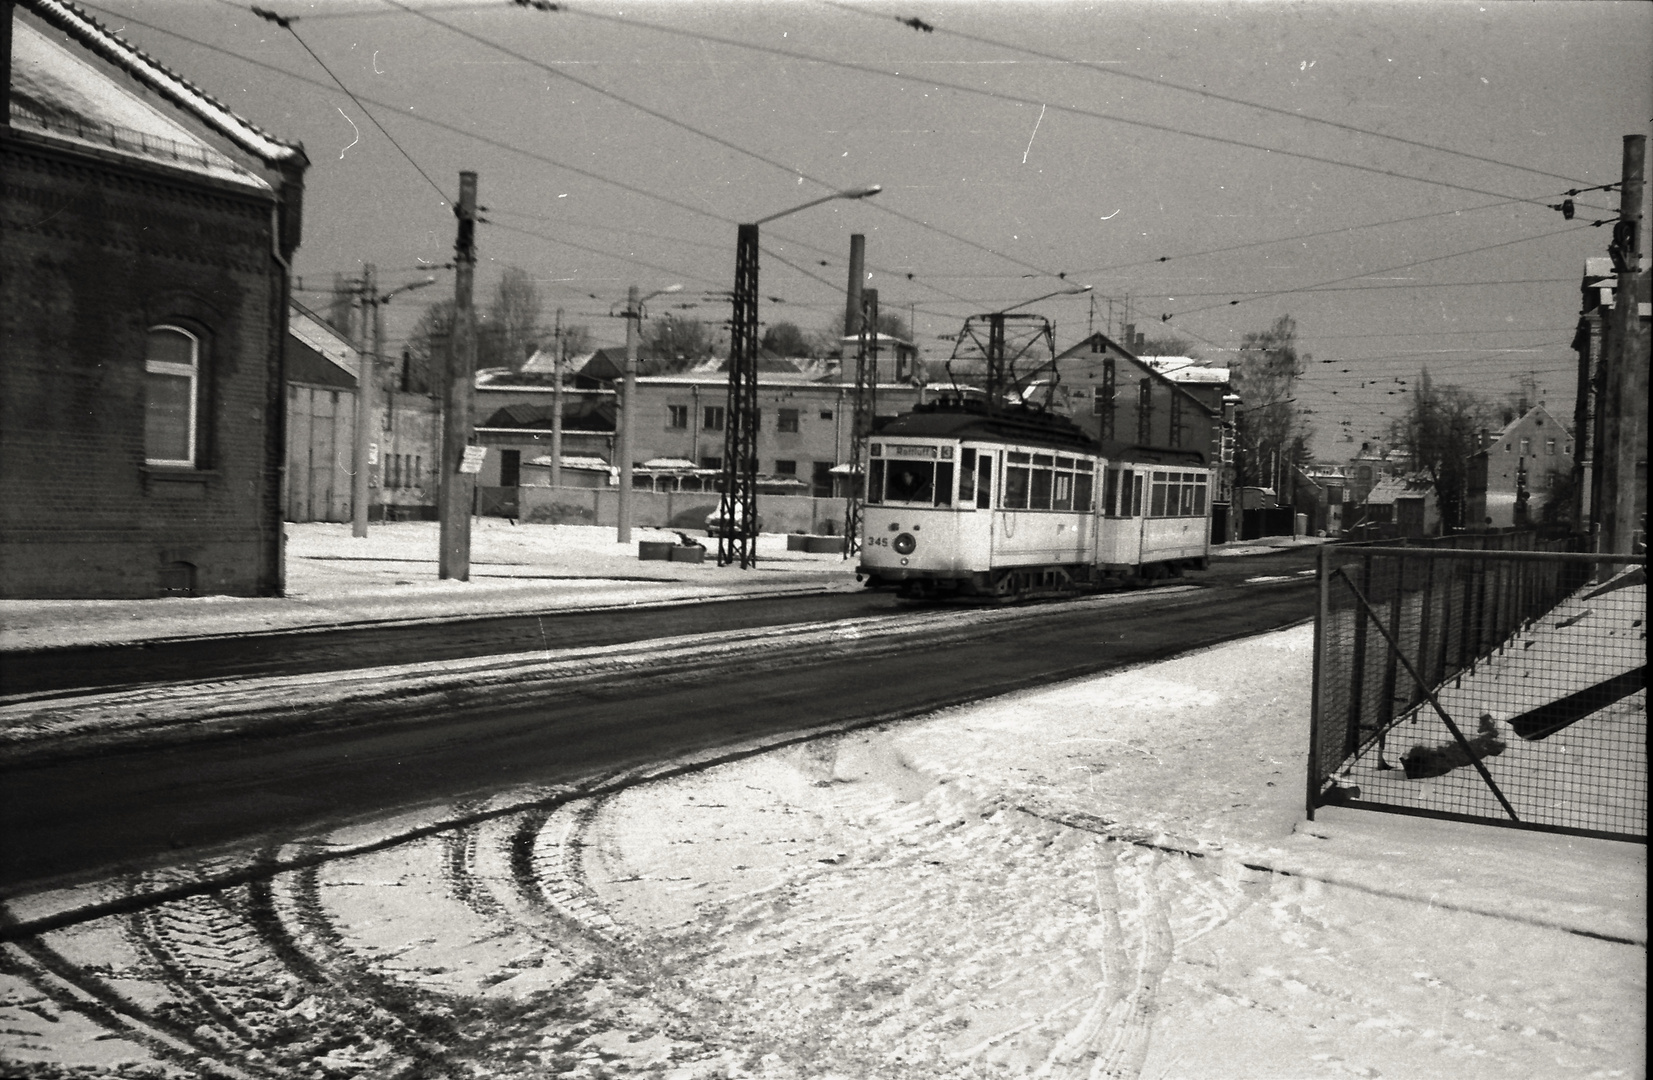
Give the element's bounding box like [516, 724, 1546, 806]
[1122, 324, 1135, 351]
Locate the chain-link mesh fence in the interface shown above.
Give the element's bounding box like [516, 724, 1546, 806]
[1309, 542, 1646, 841]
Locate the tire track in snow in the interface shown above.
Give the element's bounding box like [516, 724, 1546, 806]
[0, 931, 258, 1079]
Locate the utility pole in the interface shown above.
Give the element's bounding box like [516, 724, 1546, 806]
[1599, 133, 1648, 557]
[619, 286, 641, 543]
[720, 223, 761, 568]
[439, 171, 478, 580]
[551, 307, 564, 493]
[844, 288, 879, 553]
[351, 263, 376, 538]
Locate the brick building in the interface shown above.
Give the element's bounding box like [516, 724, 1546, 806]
[2, 0, 306, 597]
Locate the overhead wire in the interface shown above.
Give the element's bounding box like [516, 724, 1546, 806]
[549, 2, 1614, 214]
[249, 6, 452, 206]
[821, 0, 1596, 191]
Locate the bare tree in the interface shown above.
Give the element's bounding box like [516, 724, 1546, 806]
[1389, 368, 1498, 530]
[644, 315, 713, 370]
[1233, 316, 1313, 489]
[403, 297, 456, 396]
[482, 266, 544, 372]
[761, 321, 812, 357]
[554, 323, 593, 362]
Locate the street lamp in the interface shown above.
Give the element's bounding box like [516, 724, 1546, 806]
[721, 184, 882, 568]
[618, 283, 682, 543]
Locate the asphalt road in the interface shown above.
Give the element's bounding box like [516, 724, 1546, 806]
[0, 548, 1320, 895]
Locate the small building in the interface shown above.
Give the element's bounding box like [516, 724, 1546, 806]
[2, 1, 306, 597]
[1467, 404, 1574, 530]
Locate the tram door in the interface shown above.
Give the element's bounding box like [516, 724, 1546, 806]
[1098, 466, 1147, 565]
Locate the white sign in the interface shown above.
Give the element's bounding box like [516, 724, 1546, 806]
[368, 443, 379, 465]
[459, 445, 487, 474]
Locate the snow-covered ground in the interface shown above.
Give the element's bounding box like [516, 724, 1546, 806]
[0, 522, 1324, 652]
[0, 521, 863, 651]
[2, 626, 1643, 1079]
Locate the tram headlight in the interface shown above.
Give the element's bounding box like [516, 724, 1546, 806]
[893, 532, 917, 555]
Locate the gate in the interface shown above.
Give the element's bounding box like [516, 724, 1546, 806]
[1309, 543, 1646, 842]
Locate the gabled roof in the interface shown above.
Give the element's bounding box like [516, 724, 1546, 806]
[1053, 333, 1221, 416]
[15, 0, 305, 170]
[286, 302, 358, 387]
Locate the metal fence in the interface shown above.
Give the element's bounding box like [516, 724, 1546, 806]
[1309, 542, 1647, 842]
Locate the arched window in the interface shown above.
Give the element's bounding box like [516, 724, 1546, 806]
[145, 326, 200, 466]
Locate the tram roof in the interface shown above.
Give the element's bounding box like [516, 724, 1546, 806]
[874, 403, 1100, 454]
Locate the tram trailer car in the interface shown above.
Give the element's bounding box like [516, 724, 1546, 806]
[857, 403, 1213, 599]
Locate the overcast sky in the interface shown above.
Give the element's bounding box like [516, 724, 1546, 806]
[85, 0, 1653, 456]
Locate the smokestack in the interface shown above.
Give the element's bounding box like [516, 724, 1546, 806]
[1122, 324, 1136, 353]
[844, 234, 865, 341]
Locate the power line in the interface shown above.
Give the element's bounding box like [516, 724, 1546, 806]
[1163, 224, 1590, 320]
[249, 6, 451, 205]
[822, 0, 1595, 191]
[554, 3, 1613, 214]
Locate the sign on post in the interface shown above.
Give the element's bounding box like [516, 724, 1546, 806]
[459, 445, 487, 475]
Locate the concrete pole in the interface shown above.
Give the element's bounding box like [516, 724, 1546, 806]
[439, 172, 478, 580]
[618, 284, 640, 543]
[551, 308, 564, 493]
[351, 263, 374, 538]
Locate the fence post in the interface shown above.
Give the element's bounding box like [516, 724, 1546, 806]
[1307, 543, 1330, 820]
[1343, 553, 1373, 759]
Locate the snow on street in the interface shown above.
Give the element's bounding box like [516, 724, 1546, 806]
[2, 625, 1642, 1079]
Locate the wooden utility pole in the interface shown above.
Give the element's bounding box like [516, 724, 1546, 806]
[1599, 134, 1647, 556]
[439, 172, 478, 580]
[351, 263, 376, 538]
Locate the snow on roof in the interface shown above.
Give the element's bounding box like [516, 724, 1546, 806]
[1141, 357, 1231, 385]
[17, 0, 304, 170]
[10, 20, 269, 189]
[641, 458, 699, 470]
[288, 302, 359, 379]
[524, 455, 612, 472]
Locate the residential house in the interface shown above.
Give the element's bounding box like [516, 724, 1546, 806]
[2, 0, 306, 597]
[1467, 404, 1574, 530]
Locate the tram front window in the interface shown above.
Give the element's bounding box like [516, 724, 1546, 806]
[885, 462, 935, 504]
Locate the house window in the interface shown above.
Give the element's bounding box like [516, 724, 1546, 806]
[703, 406, 725, 431]
[668, 404, 689, 429]
[1519, 438, 1531, 456]
[1546, 438, 1556, 455]
[819, 409, 834, 421]
[145, 326, 201, 466]
[700, 455, 722, 471]
[778, 408, 800, 433]
[775, 459, 797, 475]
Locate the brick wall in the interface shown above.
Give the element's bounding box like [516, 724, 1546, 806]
[0, 136, 285, 598]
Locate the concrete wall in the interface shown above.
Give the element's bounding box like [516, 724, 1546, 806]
[513, 486, 851, 534]
[1, 136, 285, 598]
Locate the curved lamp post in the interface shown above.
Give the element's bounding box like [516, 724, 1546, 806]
[617, 283, 682, 543]
[720, 184, 881, 568]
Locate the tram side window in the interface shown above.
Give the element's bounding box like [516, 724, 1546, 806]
[1131, 473, 1145, 517]
[1150, 471, 1169, 516]
[1005, 452, 1030, 509]
[867, 459, 885, 504]
[1193, 476, 1207, 515]
[976, 454, 992, 508]
[1075, 461, 1094, 512]
[959, 448, 976, 503]
[1103, 469, 1120, 517]
[934, 461, 954, 506]
[885, 461, 935, 504]
[1029, 454, 1054, 510]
